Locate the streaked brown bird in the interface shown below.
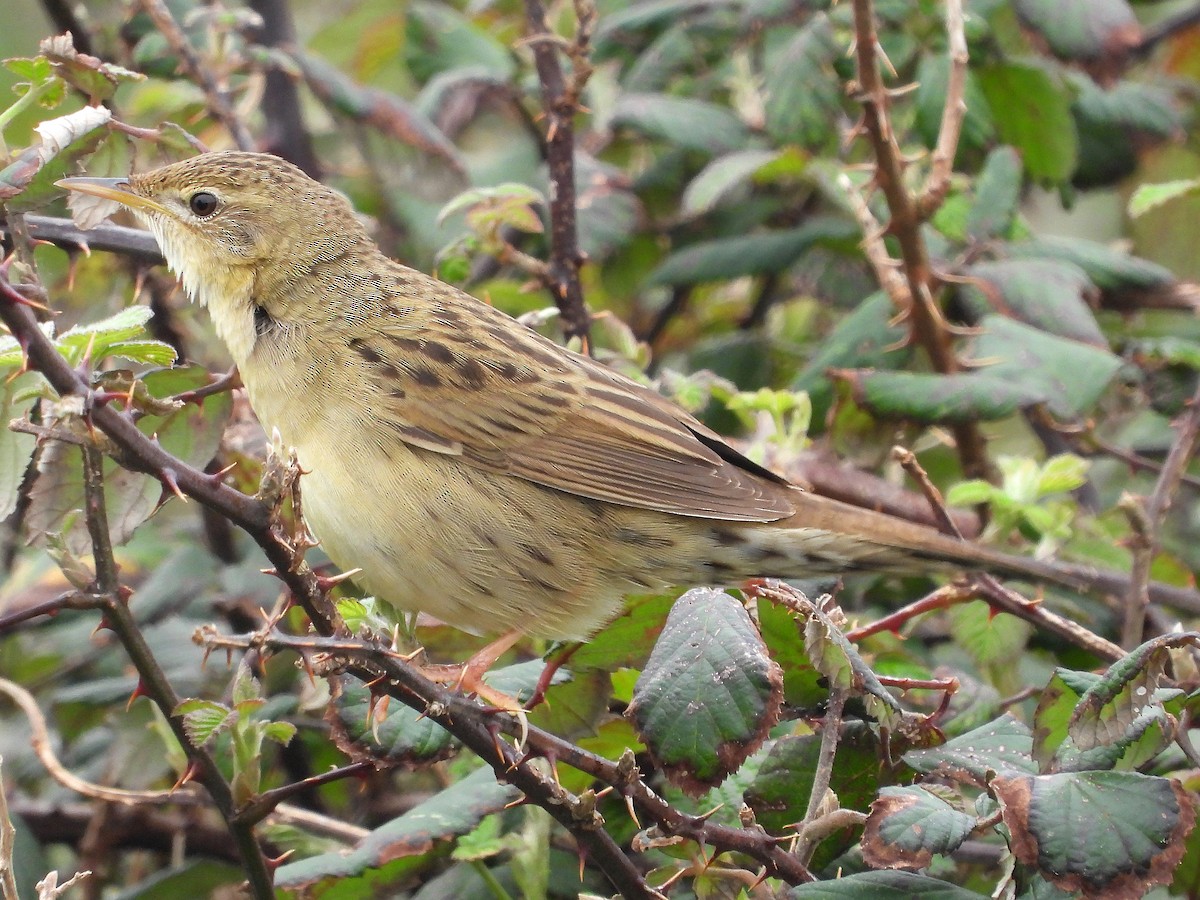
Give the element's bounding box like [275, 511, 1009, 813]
[56, 152, 1184, 665]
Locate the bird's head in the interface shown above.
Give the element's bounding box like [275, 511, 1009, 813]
[57, 151, 370, 313]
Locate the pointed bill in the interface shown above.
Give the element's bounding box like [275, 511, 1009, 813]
[56, 176, 170, 217]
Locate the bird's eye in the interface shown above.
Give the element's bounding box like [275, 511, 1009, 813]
[188, 191, 219, 217]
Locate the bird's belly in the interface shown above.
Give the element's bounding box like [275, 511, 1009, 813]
[291, 435, 715, 640]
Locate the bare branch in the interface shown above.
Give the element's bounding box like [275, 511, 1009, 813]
[1122, 378, 1200, 647]
[915, 0, 968, 217]
[522, 0, 594, 346]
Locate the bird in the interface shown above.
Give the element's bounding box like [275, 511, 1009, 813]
[55, 151, 1190, 667]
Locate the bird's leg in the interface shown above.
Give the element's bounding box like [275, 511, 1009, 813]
[421, 629, 526, 711]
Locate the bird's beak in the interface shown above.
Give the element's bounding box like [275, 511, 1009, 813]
[55, 176, 170, 216]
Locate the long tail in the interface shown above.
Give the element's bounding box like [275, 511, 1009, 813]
[750, 491, 1200, 614]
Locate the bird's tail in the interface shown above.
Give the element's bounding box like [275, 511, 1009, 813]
[725, 490, 1200, 613]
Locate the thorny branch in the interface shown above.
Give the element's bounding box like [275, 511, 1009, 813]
[197, 627, 815, 887]
[1122, 378, 1200, 647]
[522, 0, 595, 346]
[76, 428, 276, 897]
[846, 0, 989, 478]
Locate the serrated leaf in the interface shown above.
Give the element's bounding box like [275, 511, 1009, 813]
[40, 32, 145, 101]
[1068, 632, 1198, 751]
[977, 62, 1077, 184]
[275, 766, 519, 888]
[959, 259, 1104, 346]
[947, 603, 1032, 670]
[25, 365, 232, 557]
[862, 785, 977, 870]
[54, 305, 155, 365]
[626, 587, 782, 794]
[763, 14, 841, 149]
[263, 721, 297, 746]
[328, 676, 457, 765]
[994, 770, 1194, 898]
[0, 106, 112, 207]
[1035, 454, 1088, 496]
[1032, 669, 1095, 772]
[612, 93, 749, 155]
[903, 715, 1037, 784]
[176, 699, 235, 747]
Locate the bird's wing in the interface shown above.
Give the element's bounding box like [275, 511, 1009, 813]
[349, 276, 796, 522]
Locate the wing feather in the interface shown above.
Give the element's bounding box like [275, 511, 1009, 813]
[352, 274, 796, 522]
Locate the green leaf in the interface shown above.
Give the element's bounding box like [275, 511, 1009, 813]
[977, 62, 1077, 184]
[175, 699, 235, 747]
[790, 871, 989, 898]
[958, 259, 1104, 346]
[792, 291, 912, 425]
[39, 32, 145, 101]
[0, 105, 113, 208]
[626, 587, 782, 794]
[1005, 235, 1177, 294]
[763, 14, 841, 149]
[862, 785, 977, 870]
[1035, 454, 1088, 496]
[571, 592, 675, 672]
[1129, 178, 1200, 219]
[744, 726, 883, 835]
[948, 603, 1032, 670]
[681, 149, 782, 218]
[329, 676, 457, 765]
[403, 0, 515, 82]
[903, 715, 1037, 784]
[0, 371, 41, 519]
[944, 480, 997, 507]
[1013, 0, 1140, 63]
[646, 217, 859, 286]
[966, 146, 1023, 241]
[54, 305, 156, 365]
[1073, 76, 1181, 189]
[275, 766, 519, 889]
[263, 721, 298, 746]
[1068, 633, 1195, 751]
[1032, 669, 1096, 771]
[993, 770, 1194, 897]
[612, 93, 749, 155]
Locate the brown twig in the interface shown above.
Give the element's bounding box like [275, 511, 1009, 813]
[1121, 379, 1200, 647]
[894, 443, 1127, 661]
[75, 442, 275, 896]
[522, 0, 595, 346]
[846, 0, 988, 478]
[795, 688, 847, 865]
[914, 0, 968, 218]
[137, 0, 255, 151]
